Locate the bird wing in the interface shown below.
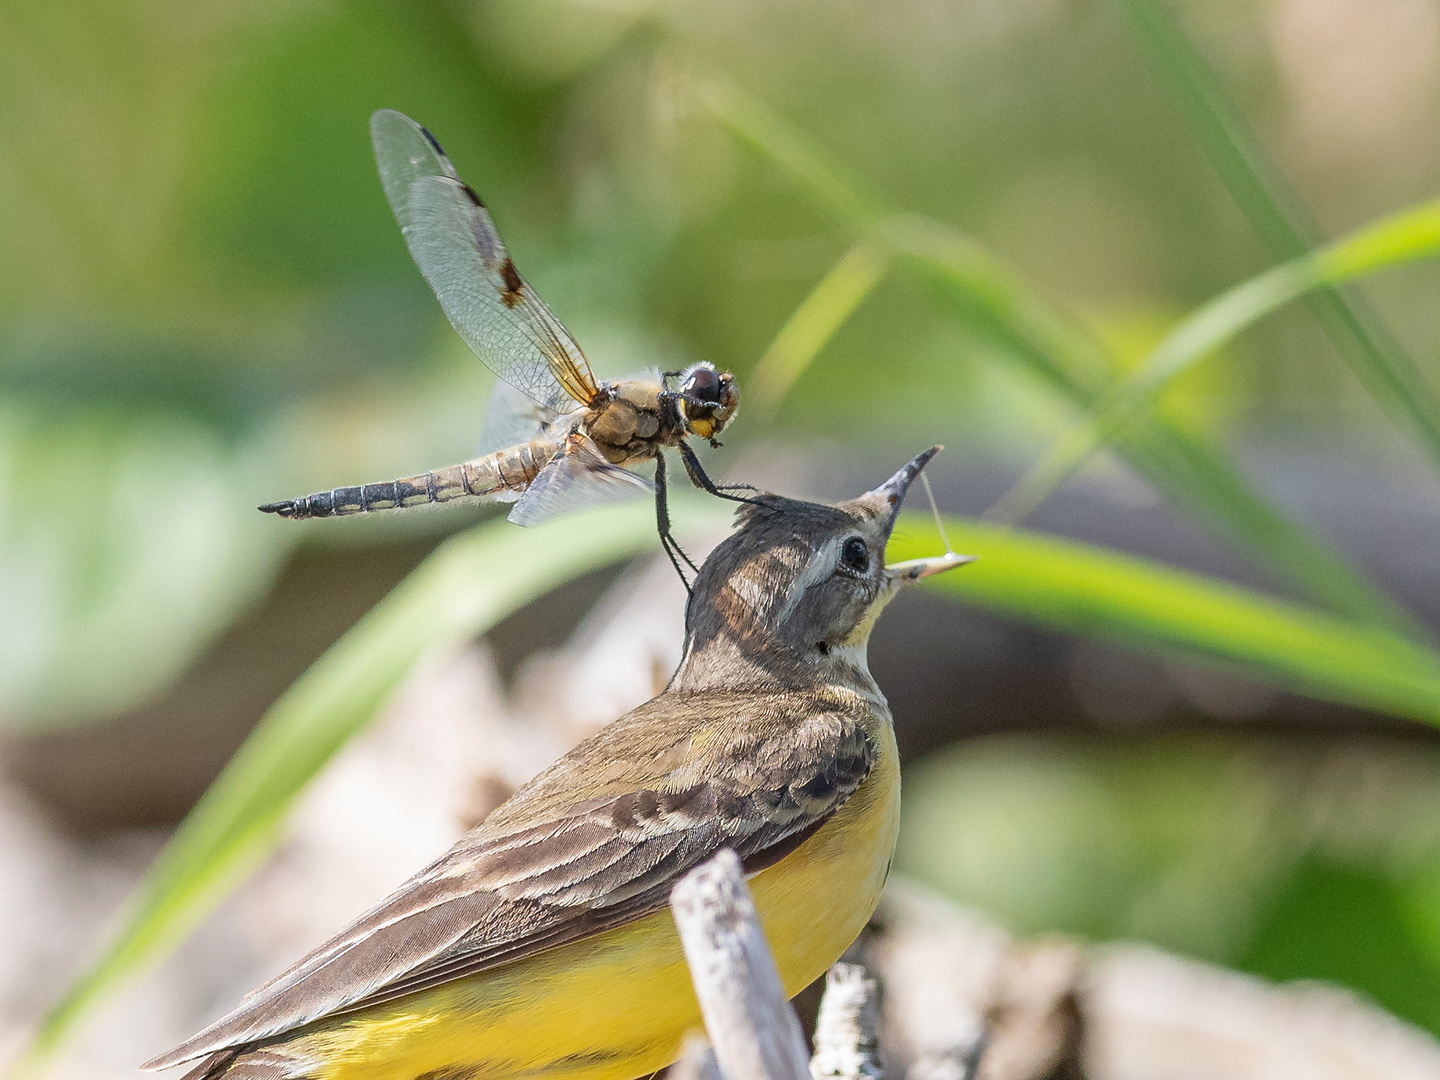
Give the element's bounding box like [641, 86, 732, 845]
[146, 693, 875, 1070]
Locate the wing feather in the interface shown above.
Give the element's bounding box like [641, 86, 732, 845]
[145, 694, 873, 1071]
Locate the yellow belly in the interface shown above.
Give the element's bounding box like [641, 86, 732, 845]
[296, 724, 900, 1080]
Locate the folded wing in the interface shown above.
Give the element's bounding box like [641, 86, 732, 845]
[145, 697, 873, 1071]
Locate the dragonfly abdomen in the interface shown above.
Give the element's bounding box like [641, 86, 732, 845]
[260, 439, 559, 519]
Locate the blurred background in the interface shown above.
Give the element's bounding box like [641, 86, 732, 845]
[3, 0, 1440, 1075]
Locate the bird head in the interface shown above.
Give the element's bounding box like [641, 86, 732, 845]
[674, 446, 972, 693]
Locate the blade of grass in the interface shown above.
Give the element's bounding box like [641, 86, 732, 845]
[696, 76, 885, 230]
[695, 75, 1414, 633]
[749, 240, 890, 419]
[891, 217, 1423, 636]
[1119, 0, 1440, 474]
[992, 196, 1440, 523]
[17, 498, 733, 1073]
[889, 514, 1440, 725]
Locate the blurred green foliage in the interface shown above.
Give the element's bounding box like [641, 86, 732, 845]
[897, 733, 1440, 1033]
[5, 0, 1438, 727]
[6, 0, 1440, 1063]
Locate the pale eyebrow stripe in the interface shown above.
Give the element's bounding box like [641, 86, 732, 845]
[776, 535, 840, 625]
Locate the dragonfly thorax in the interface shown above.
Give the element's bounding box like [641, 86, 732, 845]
[585, 381, 669, 465]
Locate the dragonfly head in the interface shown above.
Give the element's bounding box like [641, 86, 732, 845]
[677, 362, 739, 442]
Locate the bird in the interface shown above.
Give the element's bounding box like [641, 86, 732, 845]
[144, 446, 972, 1080]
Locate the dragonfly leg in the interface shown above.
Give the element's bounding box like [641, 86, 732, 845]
[660, 388, 731, 414]
[655, 452, 699, 589]
[676, 441, 764, 507]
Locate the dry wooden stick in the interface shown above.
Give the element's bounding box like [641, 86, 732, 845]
[669, 1033, 725, 1080]
[670, 850, 811, 1080]
[810, 963, 884, 1080]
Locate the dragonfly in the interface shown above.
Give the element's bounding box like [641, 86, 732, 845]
[261, 109, 747, 582]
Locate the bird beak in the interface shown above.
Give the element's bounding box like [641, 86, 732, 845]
[886, 550, 976, 584]
[859, 445, 977, 586]
[864, 445, 943, 531]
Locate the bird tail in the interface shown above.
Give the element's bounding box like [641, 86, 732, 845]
[179, 1047, 309, 1080]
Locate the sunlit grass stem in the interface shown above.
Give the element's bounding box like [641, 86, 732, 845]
[989, 197, 1440, 525]
[1119, 0, 1440, 475]
[696, 72, 1415, 635]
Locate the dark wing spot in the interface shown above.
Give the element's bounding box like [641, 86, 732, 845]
[661, 786, 711, 816]
[611, 789, 661, 828]
[715, 789, 751, 820]
[460, 183, 485, 208]
[796, 771, 837, 801]
[420, 125, 447, 157]
[498, 257, 524, 309]
[741, 818, 827, 875]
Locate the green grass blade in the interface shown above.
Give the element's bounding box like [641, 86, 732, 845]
[749, 240, 890, 419]
[993, 197, 1440, 524]
[890, 514, 1440, 725]
[887, 222, 1422, 635]
[694, 76, 1411, 632]
[693, 75, 885, 231]
[1107, 422, 1420, 637]
[1119, 0, 1440, 473]
[18, 500, 731, 1071]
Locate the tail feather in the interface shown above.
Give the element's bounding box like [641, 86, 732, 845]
[178, 1047, 309, 1080]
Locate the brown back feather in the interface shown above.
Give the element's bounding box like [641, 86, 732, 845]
[145, 692, 874, 1072]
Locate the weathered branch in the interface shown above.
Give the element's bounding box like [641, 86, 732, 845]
[669, 1034, 724, 1080]
[670, 849, 811, 1080]
[810, 962, 883, 1080]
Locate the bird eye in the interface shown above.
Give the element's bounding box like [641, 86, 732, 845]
[841, 536, 868, 573]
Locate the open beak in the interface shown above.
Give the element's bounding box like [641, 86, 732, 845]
[886, 549, 975, 584]
[866, 445, 942, 530]
[863, 445, 977, 585]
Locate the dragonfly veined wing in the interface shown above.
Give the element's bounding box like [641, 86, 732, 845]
[477, 378, 563, 463]
[370, 109, 598, 415]
[508, 432, 653, 527]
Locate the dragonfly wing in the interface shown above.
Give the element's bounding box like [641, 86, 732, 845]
[370, 109, 599, 414]
[372, 107, 461, 206]
[508, 433, 653, 528]
[477, 378, 563, 457]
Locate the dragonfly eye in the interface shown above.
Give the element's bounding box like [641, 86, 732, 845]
[683, 364, 722, 404]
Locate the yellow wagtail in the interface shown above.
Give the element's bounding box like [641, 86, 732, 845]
[146, 446, 970, 1080]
